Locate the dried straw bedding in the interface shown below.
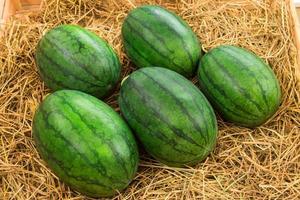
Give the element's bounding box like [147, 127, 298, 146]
[0, 0, 300, 199]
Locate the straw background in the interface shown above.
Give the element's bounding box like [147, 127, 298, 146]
[1, 0, 300, 199]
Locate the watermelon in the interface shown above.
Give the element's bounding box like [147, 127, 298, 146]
[32, 90, 139, 197]
[122, 5, 202, 77]
[35, 25, 121, 98]
[118, 67, 218, 167]
[198, 45, 281, 128]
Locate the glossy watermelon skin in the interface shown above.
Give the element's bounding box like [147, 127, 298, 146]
[119, 67, 217, 167]
[198, 45, 281, 128]
[32, 90, 139, 197]
[35, 25, 121, 98]
[122, 5, 202, 77]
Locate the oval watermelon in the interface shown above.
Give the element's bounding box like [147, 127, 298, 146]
[198, 45, 281, 128]
[32, 90, 139, 197]
[122, 5, 202, 77]
[119, 67, 217, 167]
[35, 25, 121, 98]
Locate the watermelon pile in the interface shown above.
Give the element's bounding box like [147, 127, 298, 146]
[32, 5, 281, 198]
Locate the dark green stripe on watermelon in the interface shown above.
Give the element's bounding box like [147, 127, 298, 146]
[119, 67, 217, 167]
[198, 45, 281, 128]
[35, 25, 121, 98]
[122, 5, 202, 77]
[32, 90, 139, 197]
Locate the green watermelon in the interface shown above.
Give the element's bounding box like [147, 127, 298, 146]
[32, 90, 139, 197]
[35, 25, 121, 98]
[198, 45, 281, 128]
[122, 5, 202, 77]
[119, 67, 217, 167]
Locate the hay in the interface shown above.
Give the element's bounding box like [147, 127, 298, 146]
[0, 0, 300, 199]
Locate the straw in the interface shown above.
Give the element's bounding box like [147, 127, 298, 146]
[0, 0, 299, 199]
